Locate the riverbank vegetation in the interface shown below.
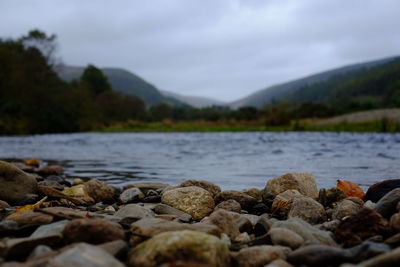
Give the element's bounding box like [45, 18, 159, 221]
[1, 30, 399, 135]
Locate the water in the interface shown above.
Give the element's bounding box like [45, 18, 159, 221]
[0, 132, 399, 190]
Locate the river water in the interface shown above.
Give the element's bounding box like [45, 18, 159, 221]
[0, 132, 399, 190]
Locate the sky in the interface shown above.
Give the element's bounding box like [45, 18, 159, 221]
[1, 0, 400, 102]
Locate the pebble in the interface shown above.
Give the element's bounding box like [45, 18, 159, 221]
[215, 190, 258, 211]
[232, 245, 291, 267]
[269, 227, 305, 249]
[118, 187, 144, 203]
[214, 199, 242, 213]
[374, 188, 400, 219]
[179, 179, 221, 197]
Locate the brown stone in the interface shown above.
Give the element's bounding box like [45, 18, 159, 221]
[215, 190, 258, 211]
[202, 209, 240, 240]
[179, 179, 221, 197]
[287, 195, 327, 224]
[232, 245, 291, 267]
[365, 179, 400, 203]
[63, 219, 125, 245]
[84, 178, 115, 203]
[390, 213, 400, 233]
[0, 200, 10, 209]
[5, 211, 53, 225]
[36, 165, 64, 176]
[214, 199, 241, 213]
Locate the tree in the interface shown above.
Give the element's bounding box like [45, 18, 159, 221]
[80, 65, 112, 95]
[19, 29, 58, 66]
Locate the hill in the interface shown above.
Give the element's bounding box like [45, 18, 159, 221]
[230, 56, 400, 109]
[55, 65, 184, 107]
[160, 90, 226, 108]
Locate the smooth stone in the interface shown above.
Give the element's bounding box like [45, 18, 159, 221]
[45, 175, 71, 186]
[0, 235, 61, 260]
[36, 165, 64, 176]
[269, 228, 305, 250]
[124, 182, 168, 194]
[27, 245, 52, 260]
[334, 208, 389, 247]
[47, 243, 124, 267]
[390, 213, 400, 232]
[232, 245, 291, 267]
[128, 230, 230, 267]
[63, 219, 125, 245]
[40, 206, 88, 219]
[114, 203, 154, 219]
[5, 211, 53, 225]
[365, 179, 400, 203]
[288, 195, 327, 224]
[374, 188, 400, 219]
[272, 218, 336, 246]
[0, 221, 19, 235]
[340, 247, 400, 267]
[72, 178, 84, 185]
[119, 187, 144, 204]
[153, 203, 192, 222]
[129, 218, 221, 246]
[262, 173, 319, 201]
[271, 189, 302, 218]
[179, 179, 221, 197]
[97, 240, 128, 259]
[202, 209, 240, 240]
[242, 188, 262, 201]
[84, 178, 115, 203]
[38, 180, 64, 190]
[332, 198, 363, 220]
[0, 160, 38, 204]
[288, 245, 351, 267]
[264, 259, 294, 267]
[318, 187, 346, 208]
[0, 200, 10, 209]
[348, 240, 392, 263]
[161, 186, 215, 220]
[214, 199, 242, 213]
[215, 190, 258, 211]
[31, 220, 69, 238]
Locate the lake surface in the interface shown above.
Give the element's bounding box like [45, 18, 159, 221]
[0, 132, 399, 190]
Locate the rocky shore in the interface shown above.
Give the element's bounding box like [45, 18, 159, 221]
[1, 159, 400, 266]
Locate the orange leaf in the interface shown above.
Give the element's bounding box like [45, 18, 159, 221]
[336, 179, 365, 200]
[12, 196, 47, 213]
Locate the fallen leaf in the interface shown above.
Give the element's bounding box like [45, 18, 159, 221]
[13, 196, 47, 213]
[336, 179, 365, 200]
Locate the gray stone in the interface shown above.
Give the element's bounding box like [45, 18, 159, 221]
[47, 243, 124, 267]
[340, 247, 400, 267]
[31, 220, 69, 238]
[232, 245, 291, 267]
[288, 195, 327, 224]
[374, 188, 400, 219]
[114, 203, 154, 219]
[27, 245, 52, 260]
[128, 230, 230, 267]
[272, 218, 336, 246]
[97, 240, 128, 259]
[215, 190, 258, 211]
[269, 228, 305, 250]
[124, 182, 168, 194]
[0, 160, 38, 204]
[153, 203, 192, 222]
[348, 241, 391, 263]
[288, 245, 351, 266]
[332, 199, 363, 220]
[161, 186, 215, 220]
[119, 187, 144, 204]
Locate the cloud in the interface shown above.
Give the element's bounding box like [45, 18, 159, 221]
[1, 0, 399, 101]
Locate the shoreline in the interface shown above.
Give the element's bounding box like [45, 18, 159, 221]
[1, 159, 400, 266]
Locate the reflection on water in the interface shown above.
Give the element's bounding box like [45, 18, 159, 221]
[0, 132, 399, 190]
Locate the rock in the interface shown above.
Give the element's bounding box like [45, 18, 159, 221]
[63, 219, 125, 245]
[390, 213, 400, 232]
[62, 184, 90, 198]
[215, 190, 258, 211]
[38, 180, 64, 190]
[119, 187, 144, 204]
[243, 188, 262, 201]
[36, 165, 64, 176]
[115, 203, 154, 219]
[374, 188, 400, 219]
[264, 259, 294, 267]
[84, 179, 115, 203]
[31, 220, 69, 238]
[45, 175, 71, 187]
[348, 240, 391, 263]
[72, 178, 84, 185]
[341, 247, 400, 267]
[365, 179, 400, 203]
[153, 203, 192, 222]
[0, 221, 19, 236]
[97, 240, 128, 259]
[334, 208, 389, 247]
[214, 199, 242, 213]
[0, 160, 38, 204]
[40, 206, 88, 219]
[251, 203, 270, 215]
[385, 232, 400, 246]
[269, 228, 305, 249]
[0, 200, 10, 209]
[271, 190, 302, 218]
[364, 200, 376, 210]
[287, 245, 351, 267]
[179, 179, 221, 197]
[5, 211, 53, 225]
[128, 230, 230, 267]
[318, 187, 346, 208]
[125, 182, 169, 194]
[288, 195, 327, 224]
[161, 186, 215, 220]
[272, 218, 336, 246]
[0, 235, 61, 260]
[254, 215, 272, 237]
[129, 218, 221, 246]
[332, 198, 364, 220]
[47, 243, 124, 267]
[202, 209, 240, 240]
[232, 245, 291, 267]
[234, 214, 254, 234]
[27, 245, 52, 260]
[262, 173, 319, 201]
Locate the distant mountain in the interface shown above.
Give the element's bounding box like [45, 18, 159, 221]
[160, 90, 226, 108]
[230, 56, 400, 109]
[55, 65, 184, 107]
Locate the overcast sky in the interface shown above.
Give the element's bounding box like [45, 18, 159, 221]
[1, 0, 399, 102]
